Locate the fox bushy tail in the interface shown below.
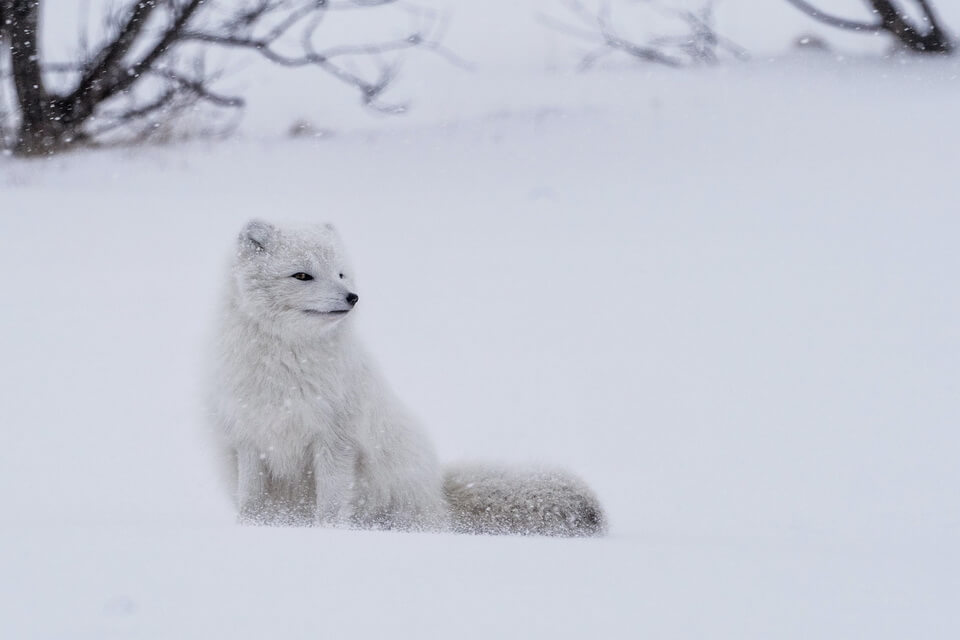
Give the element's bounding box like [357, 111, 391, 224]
[442, 463, 606, 537]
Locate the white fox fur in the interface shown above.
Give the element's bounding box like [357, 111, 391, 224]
[211, 220, 605, 535]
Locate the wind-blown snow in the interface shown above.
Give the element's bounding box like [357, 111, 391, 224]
[2, 2, 959, 638]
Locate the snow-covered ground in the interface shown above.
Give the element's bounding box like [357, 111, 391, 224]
[2, 2, 960, 638]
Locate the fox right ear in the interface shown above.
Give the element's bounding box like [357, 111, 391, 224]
[239, 219, 277, 254]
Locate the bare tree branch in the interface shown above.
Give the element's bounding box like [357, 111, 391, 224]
[782, 0, 883, 33]
[178, 5, 449, 111]
[152, 68, 245, 108]
[73, 0, 162, 101]
[784, 0, 953, 53]
[542, 0, 744, 70]
[648, 1, 749, 63]
[0, 0, 453, 155]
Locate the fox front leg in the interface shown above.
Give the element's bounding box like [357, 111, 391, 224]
[236, 448, 269, 525]
[312, 440, 356, 527]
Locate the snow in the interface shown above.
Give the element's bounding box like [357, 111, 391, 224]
[2, 2, 960, 638]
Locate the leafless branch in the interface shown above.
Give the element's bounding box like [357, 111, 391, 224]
[542, 0, 745, 70]
[657, 2, 749, 62]
[782, 0, 883, 33]
[784, 0, 952, 53]
[1, 0, 455, 155]
[154, 71, 245, 109]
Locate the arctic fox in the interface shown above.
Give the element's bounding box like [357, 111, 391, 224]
[211, 220, 605, 536]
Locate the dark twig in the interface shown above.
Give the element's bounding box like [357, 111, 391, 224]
[782, 0, 883, 33]
[784, 0, 953, 53]
[541, 0, 745, 70]
[0, 0, 453, 155]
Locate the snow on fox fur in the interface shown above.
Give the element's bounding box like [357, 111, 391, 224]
[211, 220, 605, 536]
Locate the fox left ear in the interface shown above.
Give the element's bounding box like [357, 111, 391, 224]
[240, 219, 277, 254]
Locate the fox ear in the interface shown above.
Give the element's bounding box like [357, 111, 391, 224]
[240, 219, 277, 254]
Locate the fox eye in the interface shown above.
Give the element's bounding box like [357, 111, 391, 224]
[290, 273, 314, 281]
[339, 273, 345, 279]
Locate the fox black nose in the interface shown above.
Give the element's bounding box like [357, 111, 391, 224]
[346, 292, 359, 306]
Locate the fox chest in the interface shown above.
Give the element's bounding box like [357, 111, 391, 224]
[227, 363, 348, 449]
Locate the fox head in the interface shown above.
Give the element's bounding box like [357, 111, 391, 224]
[232, 219, 359, 336]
